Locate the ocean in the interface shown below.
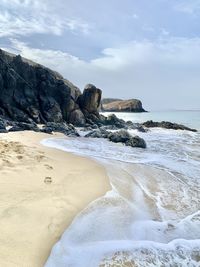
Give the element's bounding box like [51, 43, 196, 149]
[42, 111, 200, 267]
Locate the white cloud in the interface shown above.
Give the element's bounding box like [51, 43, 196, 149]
[175, 0, 200, 14]
[4, 37, 200, 110]
[0, 0, 90, 37]
[161, 28, 170, 36]
[132, 13, 139, 19]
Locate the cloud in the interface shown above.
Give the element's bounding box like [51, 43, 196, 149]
[132, 13, 139, 19]
[0, 0, 90, 37]
[174, 0, 200, 14]
[4, 37, 200, 110]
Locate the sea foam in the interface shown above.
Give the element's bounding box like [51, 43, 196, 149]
[42, 126, 200, 267]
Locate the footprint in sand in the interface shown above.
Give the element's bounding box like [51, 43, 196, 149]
[44, 176, 52, 184]
[34, 154, 45, 162]
[16, 155, 23, 160]
[44, 164, 53, 170]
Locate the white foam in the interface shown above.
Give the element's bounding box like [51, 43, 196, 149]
[42, 127, 200, 267]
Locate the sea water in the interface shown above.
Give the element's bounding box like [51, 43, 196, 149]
[43, 111, 200, 267]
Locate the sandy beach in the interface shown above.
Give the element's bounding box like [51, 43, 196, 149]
[0, 131, 111, 267]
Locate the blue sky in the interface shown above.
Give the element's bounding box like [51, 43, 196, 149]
[0, 0, 200, 110]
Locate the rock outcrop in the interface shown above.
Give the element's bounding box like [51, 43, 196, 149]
[143, 120, 197, 132]
[0, 119, 7, 133]
[85, 128, 146, 148]
[0, 49, 101, 126]
[101, 98, 146, 112]
[79, 84, 102, 123]
[101, 98, 122, 105]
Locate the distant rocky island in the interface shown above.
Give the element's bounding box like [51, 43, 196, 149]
[0, 49, 197, 148]
[101, 98, 146, 112]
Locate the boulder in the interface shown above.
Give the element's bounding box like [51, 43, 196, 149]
[101, 114, 147, 132]
[104, 114, 128, 129]
[85, 128, 146, 148]
[0, 50, 102, 127]
[143, 120, 197, 132]
[85, 128, 110, 138]
[79, 84, 102, 117]
[69, 109, 86, 126]
[108, 130, 146, 148]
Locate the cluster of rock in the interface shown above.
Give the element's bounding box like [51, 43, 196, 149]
[85, 129, 146, 148]
[0, 118, 79, 136]
[143, 120, 197, 132]
[0, 49, 197, 149]
[101, 98, 146, 112]
[0, 49, 102, 127]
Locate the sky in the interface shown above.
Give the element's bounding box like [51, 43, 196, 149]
[0, 0, 200, 110]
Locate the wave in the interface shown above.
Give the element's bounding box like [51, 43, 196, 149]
[42, 127, 200, 267]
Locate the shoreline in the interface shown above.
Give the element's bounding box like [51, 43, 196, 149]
[0, 131, 111, 267]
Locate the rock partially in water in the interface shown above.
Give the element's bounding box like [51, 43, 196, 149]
[101, 114, 147, 132]
[85, 128, 110, 139]
[108, 130, 146, 148]
[143, 120, 197, 132]
[85, 128, 146, 148]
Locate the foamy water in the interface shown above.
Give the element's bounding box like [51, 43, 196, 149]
[43, 111, 200, 267]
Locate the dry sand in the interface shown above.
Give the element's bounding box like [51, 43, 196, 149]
[0, 131, 111, 267]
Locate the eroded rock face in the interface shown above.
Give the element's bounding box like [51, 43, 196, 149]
[0, 119, 7, 133]
[68, 109, 86, 126]
[101, 98, 146, 112]
[0, 50, 100, 125]
[79, 84, 102, 113]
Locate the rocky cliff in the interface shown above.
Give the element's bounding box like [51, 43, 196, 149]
[101, 98, 146, 112]
[0, 49, 101, 126]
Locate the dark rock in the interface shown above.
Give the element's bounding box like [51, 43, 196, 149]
[85, 128, 110, 138]
[108, 130, 131, 143]
[69, 109, 86, 126]
[101, 98, 146, 112]
[125, 135, 147, 148]
[85, 128, 146, 148]
[79, 84, 102, 113]
[108, 130, 146, 148]
[104, 114, 128, 129]
[9, 122, 40, 132]
[0, 119, 7, 133]
[0, 50, 102, 127]
[100, 114, 147, 132]
[41, 122, 79, 137]
[142, 120, 197, 132]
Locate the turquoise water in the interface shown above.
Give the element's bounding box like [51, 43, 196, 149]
[103, 110, 200, 130]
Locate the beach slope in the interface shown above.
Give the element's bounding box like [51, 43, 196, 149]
[0, 131, 110, 267]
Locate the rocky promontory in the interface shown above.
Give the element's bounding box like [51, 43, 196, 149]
[0, 49, 147, 148]
[0, 49, 101, 126]
[0, 49, 197, 148]
[101, 98, 146, 112]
